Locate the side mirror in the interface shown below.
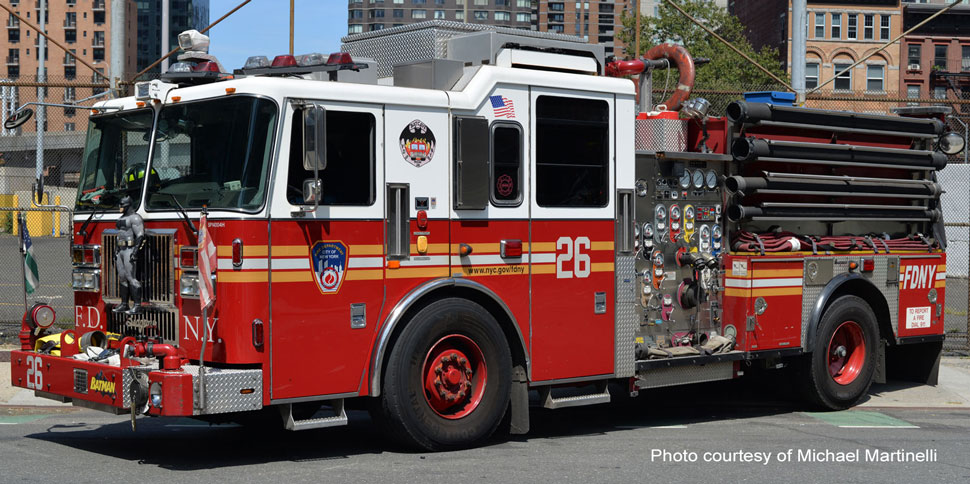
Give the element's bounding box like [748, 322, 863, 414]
[4, 108, 33, 130]
[303, 106, 326, 171]
[939, 131, 966, 156]
[302, 178, 321, 204]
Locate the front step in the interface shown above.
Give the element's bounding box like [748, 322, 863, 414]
[281, 400, 348, 431]
[538, 382, 611, 409]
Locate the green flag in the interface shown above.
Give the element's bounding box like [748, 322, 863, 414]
[19, 215, 38, 294]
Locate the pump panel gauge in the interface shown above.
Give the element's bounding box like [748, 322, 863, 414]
[692, 170, 704, 189]
[679, 170, 691, 189]
[705, 169, 718, 189]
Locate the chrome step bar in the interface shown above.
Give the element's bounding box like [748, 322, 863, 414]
[281, 400, 348, 431]
[538, 382, 611, 409]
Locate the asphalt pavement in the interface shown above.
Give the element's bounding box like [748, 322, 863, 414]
[1, 355, 969, 483]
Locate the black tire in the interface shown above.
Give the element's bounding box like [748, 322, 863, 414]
[377, 298, 512, 451]
[803, 295, 878, 410]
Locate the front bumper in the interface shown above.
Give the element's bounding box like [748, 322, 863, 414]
[9, 350, 263, 417]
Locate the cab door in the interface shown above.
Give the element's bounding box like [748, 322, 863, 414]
[268, 101, 385, 400]
[450, 86, 531, 361]
[529, 88, 616, 382]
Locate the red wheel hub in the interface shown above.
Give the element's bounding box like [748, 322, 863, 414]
[827, 320, 866, 385]
[422, 334, 487, 419]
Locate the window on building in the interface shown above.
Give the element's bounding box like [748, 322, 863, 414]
[393, 9, 403, 17]
[906, 85, 920, 105]
[880, 15, 890, 39]
[434, 9, 445, 18]
[834, 62, 852, 91]
[549, 2, 564, 11]
[7, 65, 18, 78]
[814, 12, 824, 38]
[866, 64, 884, 92]
[64, 65, 76, 79]
[435, 0, 445, 4]
[548, 24, 563, 33]
[491, 122, 523, 206]
[65, 122, 75, 132]
[495, 11, 510, 20]
[908, 44, 921, 69]
[806, 62, 819, 89]
[963, 45, 970, 71]
[393, 0, 403, 4]
[517, 0, 531, 6]
[863, 14, 873, 40]
[516, 12, 529, 22]
[831, 13, 841, 39]
[350, 9, 363, 18]
[455, 10, 464, 20]
[370, 24, 384, 30]
[495, 0, 509, 5]
[6, 48, 17, 65]
[535, 96, 609, 207]
[413, 0, 427, 3]
[412, 9, 426, 18]
[934, 85, 947, 99]
[65, 28, 75, 43]
[8, 28, 18, 43]
[348, 24, 363, 34]
[474, 10, 488, 20]
[935, 45, 948, 70]
[549, 13, 564, 22]
[847, 14, 857, 40]
[92, 48, 104, 62]
[474, 0, 488, 4]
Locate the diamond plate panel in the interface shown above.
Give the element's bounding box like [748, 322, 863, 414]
[186, 366, 263, 415]
[636, 362, 734, 389]
[615, 255, 637, 378]
[342, 20, 591, 78]
[634, 118, 687, 152]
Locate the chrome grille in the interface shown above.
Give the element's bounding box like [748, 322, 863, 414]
[74, 368, 88, 394]
[107, 308, 178, 343]
[101, 229, 175, 307]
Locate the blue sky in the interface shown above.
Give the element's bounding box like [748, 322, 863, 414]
[207, 0, 348, 71]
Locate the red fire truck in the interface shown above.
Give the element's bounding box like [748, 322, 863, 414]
[9, 23, 961, 451]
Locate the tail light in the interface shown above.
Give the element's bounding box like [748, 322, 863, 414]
[326, 52, 354, 65]
[500, 239, 523, 258]
[862, 258, 875, 273]
[252, 319, 264, 348]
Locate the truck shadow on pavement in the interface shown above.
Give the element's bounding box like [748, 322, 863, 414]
[22, 369, 905, 470]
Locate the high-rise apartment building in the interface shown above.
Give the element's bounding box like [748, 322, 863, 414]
[135, 0, 209, 74]
[1, 0, 138, 134]
[535, 1, 631, 56]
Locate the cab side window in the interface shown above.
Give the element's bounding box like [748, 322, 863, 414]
[491, 122, 522, 206]
[287, 109, 376, 206]
[535, 96, 609, 207]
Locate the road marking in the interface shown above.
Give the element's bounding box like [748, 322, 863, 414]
[803, 410, 919, 428]
[0, 415, 50, 425]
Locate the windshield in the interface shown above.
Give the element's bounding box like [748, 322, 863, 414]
[145, 96, 279, 212]
[75, 110, 154, 211]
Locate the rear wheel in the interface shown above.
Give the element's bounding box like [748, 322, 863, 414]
[377, 298, 512, 450]
[804, 295, 878, 409]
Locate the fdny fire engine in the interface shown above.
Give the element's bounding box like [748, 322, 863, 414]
[9, 22, 961, 451]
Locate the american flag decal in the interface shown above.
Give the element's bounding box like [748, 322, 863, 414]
[490, 95, 516, 118]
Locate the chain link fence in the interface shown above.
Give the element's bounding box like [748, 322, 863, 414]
[0, 79, 967, 353]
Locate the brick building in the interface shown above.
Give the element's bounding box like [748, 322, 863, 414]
[348, 0, 536, 34]
[899, 2, 970, 113]
[1, 0, 138, 134]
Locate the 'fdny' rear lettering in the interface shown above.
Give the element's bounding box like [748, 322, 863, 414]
[901, 265, 936, 290]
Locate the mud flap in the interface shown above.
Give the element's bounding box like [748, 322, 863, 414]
[886, 340, 943, 385]
[510, 366, 529, 435]
[873, 339, 887, 385]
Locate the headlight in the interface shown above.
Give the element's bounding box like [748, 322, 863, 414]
[30, 303, 55, 329]
[72, 270, 100, 292]
[71, 245, 101, 267]
[149, 382, 163, 409]
[180, 272, 200, 298]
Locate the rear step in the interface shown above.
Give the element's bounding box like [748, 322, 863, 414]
[538, 382, 611, 409]
[281, 399, 348, 431]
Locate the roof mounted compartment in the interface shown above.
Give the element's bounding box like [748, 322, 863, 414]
[341, 20, 605, 83]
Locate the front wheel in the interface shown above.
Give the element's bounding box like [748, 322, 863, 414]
[804, 295, 878, 409]
[377, 298, 512, 451]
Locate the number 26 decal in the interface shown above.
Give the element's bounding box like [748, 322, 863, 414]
[556, 236, 591, 279]
[25, 355, 43, 390]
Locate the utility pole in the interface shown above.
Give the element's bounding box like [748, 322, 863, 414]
[110, 0, 126, 93]
[290, 0, 295, 55]
[791, 0, 807, 104]
[36, 0, 46, 200]
[162, 0, 170, 72]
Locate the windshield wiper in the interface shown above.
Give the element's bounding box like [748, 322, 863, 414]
[162, 193, 198, 236]
[79, 205, 103, 237]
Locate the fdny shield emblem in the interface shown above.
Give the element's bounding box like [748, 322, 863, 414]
[399, 119, 436, 167]
[310, 241, 348, 294]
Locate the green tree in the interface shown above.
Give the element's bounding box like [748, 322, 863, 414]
[618, 0, 785, 92]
